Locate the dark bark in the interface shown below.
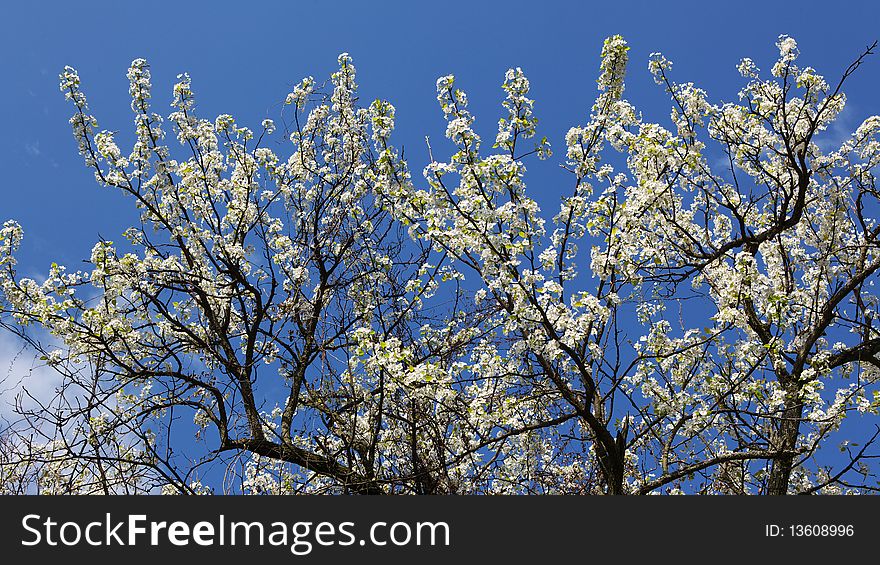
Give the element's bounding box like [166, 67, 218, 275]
[766, 399, 804, 495]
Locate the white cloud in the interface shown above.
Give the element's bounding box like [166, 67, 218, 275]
[0, 331, 64, 423]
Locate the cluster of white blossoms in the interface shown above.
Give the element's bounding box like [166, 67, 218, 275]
[2, 34, 879, 495]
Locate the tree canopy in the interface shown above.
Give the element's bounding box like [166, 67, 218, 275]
[2, 35, 879, 494]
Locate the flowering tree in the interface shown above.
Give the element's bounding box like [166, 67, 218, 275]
[1, 35, 879, 494]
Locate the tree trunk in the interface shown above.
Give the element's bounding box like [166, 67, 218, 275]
[595, 439, 626, 495]
[766, 400, 803, 495]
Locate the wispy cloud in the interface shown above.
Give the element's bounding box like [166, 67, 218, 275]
[0, 331, 63, 423]
[24, 141, 41, 158]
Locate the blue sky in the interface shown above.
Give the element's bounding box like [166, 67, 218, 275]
[1, 0, 879, 490]
[2, 0, 879, 272]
